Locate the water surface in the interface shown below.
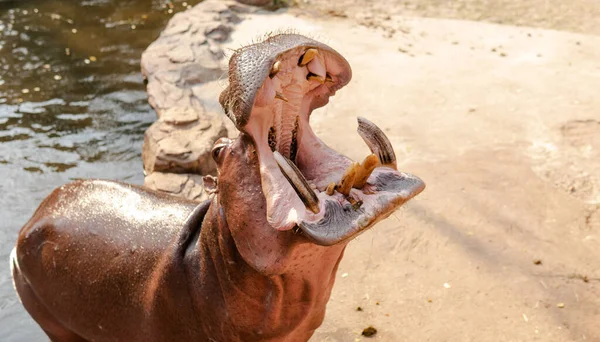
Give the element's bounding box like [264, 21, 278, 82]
[0, 1, 200, 340]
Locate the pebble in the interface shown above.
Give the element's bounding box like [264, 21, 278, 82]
[341, 273, 348, 278]
[33, 87, 40, 92]
[361, 326, 377, 337]
[557, 303, 565, 308]
[71, 28, 77, 34]
[84, 59, 90, 64]
[21, 88, 29, 94]
[54, 75, 62, 80]
[131, 25, 136, 30]
[89, 56, 97, 62]
[443, 283, 451, 289]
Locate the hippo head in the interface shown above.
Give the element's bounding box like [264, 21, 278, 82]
[213, 34, 424, 270]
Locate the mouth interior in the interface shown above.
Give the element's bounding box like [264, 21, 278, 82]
[244, 47, 425, 245]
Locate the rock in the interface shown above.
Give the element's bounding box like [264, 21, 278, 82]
[142, 109, 227, 176]
[236, 0, 273, 6]
[167, 45, 194, 64]
[144, 172, 208, 201]
[141, 0, 255, 119]
[205, 24, 233, 42]
[161, 107, 200, 125]
[141, 0, 258, 201]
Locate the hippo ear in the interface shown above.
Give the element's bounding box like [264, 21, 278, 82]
[203, 175, 218, 195]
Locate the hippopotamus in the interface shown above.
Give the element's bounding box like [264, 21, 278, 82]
[11, 33, 425, 341]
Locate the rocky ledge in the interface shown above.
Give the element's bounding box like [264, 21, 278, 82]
[141, 0, 266, 200]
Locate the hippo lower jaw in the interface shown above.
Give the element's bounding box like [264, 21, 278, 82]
[240, 43, 425, 246]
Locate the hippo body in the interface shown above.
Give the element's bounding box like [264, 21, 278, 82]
[12, 34, 424, 341]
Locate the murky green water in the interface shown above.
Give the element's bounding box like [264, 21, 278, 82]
[0, 1, 200, 340]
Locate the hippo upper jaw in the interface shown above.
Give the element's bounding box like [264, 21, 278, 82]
[220, 34, 425, 246]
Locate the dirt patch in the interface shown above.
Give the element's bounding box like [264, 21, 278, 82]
[297, 0, 600, 36]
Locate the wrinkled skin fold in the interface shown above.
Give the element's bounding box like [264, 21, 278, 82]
[11, 33, 425, 342]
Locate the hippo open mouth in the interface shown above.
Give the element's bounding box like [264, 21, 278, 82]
[220, 34, 425, 246]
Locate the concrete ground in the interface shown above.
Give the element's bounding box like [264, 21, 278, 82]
[206, 3, 600, 341]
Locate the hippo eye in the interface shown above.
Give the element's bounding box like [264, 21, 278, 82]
[211, 138, 231, 164]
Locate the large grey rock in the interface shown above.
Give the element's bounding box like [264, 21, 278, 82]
[141, 0, 261, 201]
[141, 1, 255, 121]
[144, 172, 208, 201]
[142, 107, 227, 176]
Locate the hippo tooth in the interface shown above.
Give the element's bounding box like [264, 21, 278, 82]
[337, 162, 359, 196]
[307, 73, 325, 84]
[353, 154, 380, 189]
[269, 61, 281, 79]
[274, 91, 289, 102]
[325, 182, 336, 196]
[356, 117, 398, 170]
[298, 48, 318, 67]
[273, 151, 320, 214]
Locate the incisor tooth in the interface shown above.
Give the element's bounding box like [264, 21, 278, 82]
[353, 154, 379, 189]
[326, 182, 336, 196]
[275, 91, 288, 102]
[347, 196, 363, 210]
[299, 48, 318, 67]
[338, 162, 359, 196]
[273, 151, 320, 214]
[269, 61, 281, 78]
[357, 117, 397, 170]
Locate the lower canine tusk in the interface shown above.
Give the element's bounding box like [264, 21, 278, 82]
[357, 117, 397, 170]
[273, 151, 320, 214]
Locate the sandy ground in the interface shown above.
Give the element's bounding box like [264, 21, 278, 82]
[198, 3, 600, 341]
[296, 0, 600, 36]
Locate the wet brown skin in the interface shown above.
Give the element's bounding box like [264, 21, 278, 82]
[12, 33, 424, 341]
[12, 134, 345, 342]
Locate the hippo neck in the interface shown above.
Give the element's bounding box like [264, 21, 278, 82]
[194, 201, 347, 341]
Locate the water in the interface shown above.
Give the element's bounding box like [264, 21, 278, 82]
[0, 1, 201, 340]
